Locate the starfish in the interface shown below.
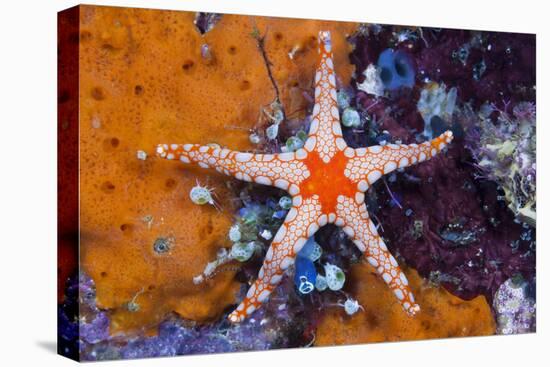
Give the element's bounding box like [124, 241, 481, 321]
[156, 30, 453, 323]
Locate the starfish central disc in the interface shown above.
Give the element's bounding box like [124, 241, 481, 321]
[299, 150, 357, 212]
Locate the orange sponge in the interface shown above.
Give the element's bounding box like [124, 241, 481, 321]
[77, 5, 357, 334]
[315, 264, 495, 345]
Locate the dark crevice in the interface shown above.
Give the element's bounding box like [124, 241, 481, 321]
[194, 13, 222, 35]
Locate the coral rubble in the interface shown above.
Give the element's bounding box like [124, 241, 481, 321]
[464, 102, 536, 226]
[493, 275, 536, 334]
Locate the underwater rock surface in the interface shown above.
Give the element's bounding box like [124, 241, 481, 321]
[346, 25, 535, 304]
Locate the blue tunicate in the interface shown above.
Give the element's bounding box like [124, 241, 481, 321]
[377, 49, 415, 90]
[272, 210, 287, 220]
[472, 59, 486, 81]
[238, 207, 248, 217]
[266, 198, 277, 210]
[297, 237, 322, 262]
[294, 256, 317, 295]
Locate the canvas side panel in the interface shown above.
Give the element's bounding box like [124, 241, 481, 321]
[57, 5, 80, 362]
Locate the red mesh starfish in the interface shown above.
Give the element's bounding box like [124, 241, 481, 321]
[156, 31, 453, 323]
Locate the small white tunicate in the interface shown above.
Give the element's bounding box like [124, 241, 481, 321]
[228, 224, 241, 242]
[279, 196, 292, 210]
[315, 275, 328, 291]
[343, 298, 363, 315]
[285, 136, 305, 151]
[193, 275, 204, 285]
[272, 109, 284, 125]
[266, 124, 279, 140]
[230, 241, 256, 262]
[308, 242, 323, 262]
[136, 150, 148, 160]
[201, 43, 213, 61]
[189, 184, 215, 206]
[91, 115, 101, 129]
[342, 108, 361, 128]
[337, 90, 351, 109]
[249, 132, 261, 144]
[324, 263, 346, 291]
[260, 229, 273, 240]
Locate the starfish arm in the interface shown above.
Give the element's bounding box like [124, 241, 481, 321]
[303, 31, 347, 163]
[345, 131, 454, 187]
[335, 195, 420, 315]
[228, 195, 323, 323]
[156, 144, 310, 190]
